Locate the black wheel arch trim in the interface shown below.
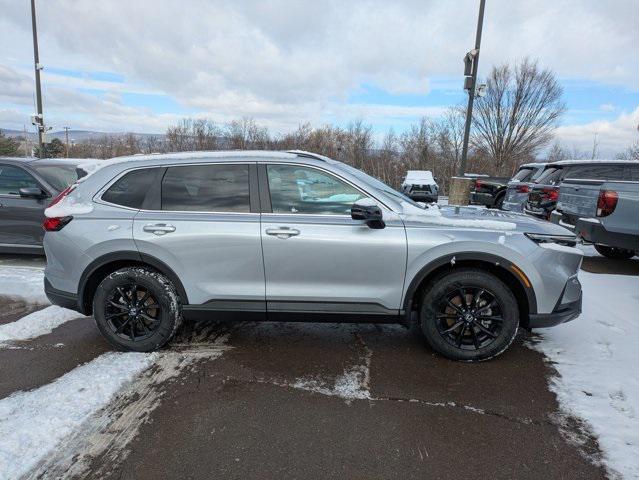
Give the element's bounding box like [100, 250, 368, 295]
[77, 250, 189, 314]
[402, 252, 538, 321]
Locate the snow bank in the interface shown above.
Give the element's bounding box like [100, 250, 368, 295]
[0, 306, 80, 346]
[530, 270, 639, 478]
[0, 352, 155, 478]
[0, 266, 47, 304]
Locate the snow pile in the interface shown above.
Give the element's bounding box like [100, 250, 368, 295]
[531, 270, 639, 478]
[0, 352, 156, 478]
[0, 306, 80, 346]
[0, 266, 48, 304]
[293, 364, 371, 402]
[404, 203, 517, 230]
[44, 190, 94, 218]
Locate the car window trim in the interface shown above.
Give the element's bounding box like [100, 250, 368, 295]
[258, 161, 392, 215]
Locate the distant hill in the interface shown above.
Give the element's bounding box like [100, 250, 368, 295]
[0, 129, 165, 143]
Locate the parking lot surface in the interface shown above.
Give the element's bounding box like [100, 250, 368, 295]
[1, 252, 637, 479]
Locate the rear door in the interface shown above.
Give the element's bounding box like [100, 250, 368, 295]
[259, 163, 407, 318]
[0, 164, 48, 248]
[133, 162, 265, 311]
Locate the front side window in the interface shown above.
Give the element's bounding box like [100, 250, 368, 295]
[102, 168, 158, 209]
[161, 164, 250, 212]
[32, 165, 78, 192]
[267, 164, 367, 215]
[0, 165, 39, 195]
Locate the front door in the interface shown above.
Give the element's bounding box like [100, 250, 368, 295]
[0, 164, 48, 249]
[133, 162, 265, 313]
[260, 163, 407, 319]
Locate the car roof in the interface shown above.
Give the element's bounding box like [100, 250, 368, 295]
[0, 157, 84, 166]
[548, 159, 639, 167]
[519, 162, 548, 168]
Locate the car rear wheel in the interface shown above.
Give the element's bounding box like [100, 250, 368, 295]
[419, 268, 519, 362]
[594, 244, 635, 260]
[93, 267, 183, 352]
[494, 194, 505, 210]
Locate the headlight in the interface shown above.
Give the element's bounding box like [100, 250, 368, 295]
[525, 233, 577, 247]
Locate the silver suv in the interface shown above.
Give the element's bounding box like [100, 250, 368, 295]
[43, 151, 583, 361]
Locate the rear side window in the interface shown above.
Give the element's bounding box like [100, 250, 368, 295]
[0, 165, 39, 195]
[564, 164, 625, 181]
[161, 164, 250, 212]
[102, 168, 157, 209]
[626, 165, 639, 181]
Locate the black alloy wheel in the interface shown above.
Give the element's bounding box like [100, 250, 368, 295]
[104, 283, 161, 342]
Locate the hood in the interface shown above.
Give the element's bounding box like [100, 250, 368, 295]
[400, 203, 574, 235]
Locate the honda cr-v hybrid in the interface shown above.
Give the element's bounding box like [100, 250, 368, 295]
[43, 151, 583, 361]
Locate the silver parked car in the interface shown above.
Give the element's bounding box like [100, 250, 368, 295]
[43, 151, 583, 361]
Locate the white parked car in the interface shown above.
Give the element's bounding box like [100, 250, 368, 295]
[401, 170, 438, 203]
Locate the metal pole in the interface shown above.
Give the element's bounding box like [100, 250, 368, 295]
[458, 0, 486, 176]
[64, 126, 70, 157]
[30, 0, 44, 152]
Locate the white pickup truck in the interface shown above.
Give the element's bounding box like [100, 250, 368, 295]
[551, 163, 639, 259]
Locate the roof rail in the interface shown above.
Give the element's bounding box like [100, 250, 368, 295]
[286, 150, 331, 162]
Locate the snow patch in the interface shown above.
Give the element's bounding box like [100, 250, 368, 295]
[0, 306, 81, 346]
[530, 270, 639, 479]
[44, 193, 94, 218]
[538, 242, 584, 255]
[0, 352, 156, 479]
[0, 266, 47, 304]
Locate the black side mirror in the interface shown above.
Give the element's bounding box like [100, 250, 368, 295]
[351, 201, 385, 229]
[19, 187, 46, 199]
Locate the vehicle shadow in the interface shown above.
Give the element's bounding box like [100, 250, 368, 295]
[581, 255, 639, 276]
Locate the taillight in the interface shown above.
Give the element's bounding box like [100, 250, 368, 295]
[597, 190, 618, 217]
[43, 216, 73, 231]
[475, 180, 483, 191]
[42, 184, 76, 232]
[516, 184, 530, 194]
[541, 187, 559, 202]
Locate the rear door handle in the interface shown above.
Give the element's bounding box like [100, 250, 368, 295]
[143, 224, 176, 235]
[265, 227, 300, 239]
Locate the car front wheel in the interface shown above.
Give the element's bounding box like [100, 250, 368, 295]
[594, 244, 635, 260]
[93, 267, 183, 352]
[419, 268, 519, 362]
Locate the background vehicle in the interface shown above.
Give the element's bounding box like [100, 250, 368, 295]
[0, 157, 87, 254]
[470, 175, 510, 209]
[524, 160, 630, 220]
[43, 151, 582, 362]
[502, 163, 550, 212]
[401, 170, 438, 202]
[550, 163, 639, 259]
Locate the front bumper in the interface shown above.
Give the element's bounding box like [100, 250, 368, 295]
[528, 274, 582, 328]
[44, 277, 80, 312]
[408, 193, 438, 203]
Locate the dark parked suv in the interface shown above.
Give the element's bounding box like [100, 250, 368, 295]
[0, 157, 85, 254]
[524, 160, 630, 220]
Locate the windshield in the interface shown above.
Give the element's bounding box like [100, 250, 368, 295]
[333, 162, 422, 207]
[31, 165, 79, 192]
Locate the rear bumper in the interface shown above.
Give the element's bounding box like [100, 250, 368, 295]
[470, 192, 495, 206]
[44, 277, 80, 312]
[528, 295, 582, 328]
[551, 212, 639, 250]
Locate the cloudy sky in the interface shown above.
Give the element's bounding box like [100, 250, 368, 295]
[1, 0, 638, 157]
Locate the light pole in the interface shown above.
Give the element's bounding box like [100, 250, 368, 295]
[64, 126, 70, 157]
[458, 0, 486, 176]
[30, 0, 45, 153]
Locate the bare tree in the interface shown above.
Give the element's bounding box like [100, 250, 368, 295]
[616, 142, 639, 160]
[472, 58, 565, 173]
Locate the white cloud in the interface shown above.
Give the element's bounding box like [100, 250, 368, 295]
[600, 103, 616, 112]
[555, 107, 639, 157]
[0, 0, 637, 152]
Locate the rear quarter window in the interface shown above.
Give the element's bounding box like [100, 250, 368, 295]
[102, 168, 158, 209]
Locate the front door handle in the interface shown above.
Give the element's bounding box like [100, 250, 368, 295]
[265, 227, 300, 239]
[143, 224, 176, 235]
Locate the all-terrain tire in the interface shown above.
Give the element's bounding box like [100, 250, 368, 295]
[594, 244, 635, 260]
[93, 267, 182, 352]
[420, 268, 519, 362]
